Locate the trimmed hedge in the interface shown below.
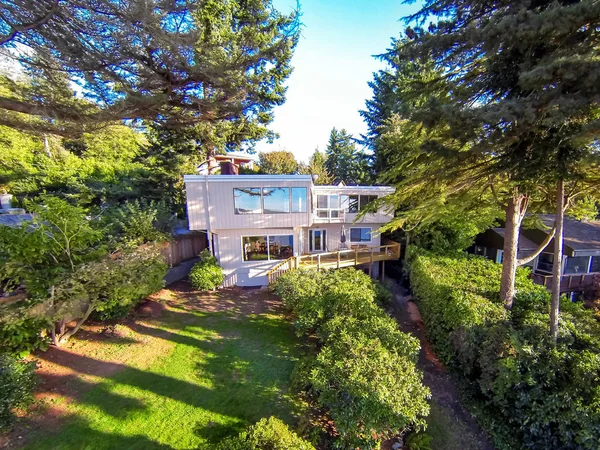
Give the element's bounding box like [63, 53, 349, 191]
[409, 249, 600, 450]
[275, 269, 430, 449]
[216, 417, 315, 450]
[189, 249, 225, 291]
[0, 353, 36, 431]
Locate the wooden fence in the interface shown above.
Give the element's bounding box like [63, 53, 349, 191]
[160, 233, 208, 267]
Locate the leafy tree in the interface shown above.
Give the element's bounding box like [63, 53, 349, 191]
[258, 150, 298, 174]
[324, 128, 372, 185]
[0, 0, 300, 137]
[299, 148, 334, 184]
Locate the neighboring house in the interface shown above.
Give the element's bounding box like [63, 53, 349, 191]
[473, 215, 600, 294]
[184, 172, 397, 286]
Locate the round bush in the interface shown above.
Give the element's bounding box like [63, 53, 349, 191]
[216, 416, 315, 450]
[189, 261, 225, 291]
[0, 353, 36, 431]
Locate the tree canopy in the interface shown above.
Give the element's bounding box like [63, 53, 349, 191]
[324, 128, 372, 185]
[258, 150, 298, 174]
[0, 0, 300, 137]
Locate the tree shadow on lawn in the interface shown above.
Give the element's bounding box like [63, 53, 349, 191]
[29, 306, 303, 448]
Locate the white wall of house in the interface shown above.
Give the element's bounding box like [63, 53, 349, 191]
[185, 175, 312, 231]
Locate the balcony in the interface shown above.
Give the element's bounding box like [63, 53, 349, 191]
[532, 272, 599, 292]
[313, 208, 346, 223]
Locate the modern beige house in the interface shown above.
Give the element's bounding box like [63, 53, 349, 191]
[184, 173, 397, 286]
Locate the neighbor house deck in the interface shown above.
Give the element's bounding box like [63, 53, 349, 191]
[266, 242, 400, 284]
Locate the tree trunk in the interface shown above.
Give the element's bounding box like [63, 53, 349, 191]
[500, 192, 528, 309]
[550, 179, 564, 343]
[53, 304, 96, 346]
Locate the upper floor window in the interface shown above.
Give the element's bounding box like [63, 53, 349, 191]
[591, 256, 600, 273]
[343, 194, 377, 213]
[234, 188, 261, 214]
[263, 188, 290, 214]
[292, 187, 307, 213]
[234, 187, 307, 215]
[564, 256, 590, 274]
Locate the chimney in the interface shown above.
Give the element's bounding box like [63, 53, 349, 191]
[220, 161, 239, 175]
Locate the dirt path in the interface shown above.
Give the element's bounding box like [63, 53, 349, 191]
[387, 281, 496, 450]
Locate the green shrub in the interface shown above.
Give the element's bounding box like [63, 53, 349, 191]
[275, 268, 430, 449]
[408, 248, 600, 450]
[0, 353, 36, 431]
[216, 416, 315, 450]
[372, 280, 393, 306]
[0, 317, 50, 356]
[309, 335, 429, 449]
[189, 250, 225, 291]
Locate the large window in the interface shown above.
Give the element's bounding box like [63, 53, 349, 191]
[342, 194, 377, 213]
[234, 187, 307, 214]
[242, 235, 294, 261]
[262, 188, 290, 214]
[564, 256, 590, 274]
[291, 187, 307, 213]
[350, 227, 371, 243]
[234, 188, 262, 214]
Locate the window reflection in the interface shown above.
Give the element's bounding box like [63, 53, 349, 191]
[234, 188, 262, 214]
[269, 235, 294, 260]
[243, 236, 268, 261]
[242, 235, 293, 261]
[564, 256, 590, 274]
[262, 187, 290, 214]
[291, 188, 307, 213]
[350, 227, 371, 243]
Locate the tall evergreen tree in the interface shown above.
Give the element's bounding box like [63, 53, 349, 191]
[299, 148, 334, 184]
[324, 128, 372, 185]
[376, 0, 600, 312]
[0, 0, 299, 137]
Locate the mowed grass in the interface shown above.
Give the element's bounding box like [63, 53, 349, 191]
[23, 290, 305, 450]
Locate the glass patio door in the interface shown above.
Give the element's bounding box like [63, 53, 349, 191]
[309, 229, 326, 252]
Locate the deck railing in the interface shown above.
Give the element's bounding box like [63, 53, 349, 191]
[532, 272, 599, 292]
[266, 242, 401, 284]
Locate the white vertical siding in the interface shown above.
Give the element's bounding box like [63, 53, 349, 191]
[185, 181, 208, 230]
[215, 227, 301, 287]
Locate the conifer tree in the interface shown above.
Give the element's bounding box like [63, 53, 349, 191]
[376, 0, 600, 313]
[324, 128, 372, 185]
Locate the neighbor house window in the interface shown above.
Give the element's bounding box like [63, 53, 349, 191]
[590, 256, 600, 273]
[262, 187, 290, 214]
[242, 235, 294, 261]
[537, 253, 554, 273]
[291, 187, 307, 213]
[350, 227, 371, 243]
[564, 256, 590, 274]
[234, 188, 262, 214]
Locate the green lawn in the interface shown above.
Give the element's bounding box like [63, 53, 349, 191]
[24, 289, 305, 450]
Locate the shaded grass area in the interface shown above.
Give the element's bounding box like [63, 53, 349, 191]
[23, 295, 305, 449]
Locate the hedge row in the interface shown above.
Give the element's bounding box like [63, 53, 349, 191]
[409, 248, 600, 450]
[274, 269, 430, 449]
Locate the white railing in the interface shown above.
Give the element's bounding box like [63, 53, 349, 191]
[313, 208, 346, 223]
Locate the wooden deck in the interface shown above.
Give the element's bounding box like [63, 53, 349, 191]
[532, 272, 599, 293]
[267, 242, 401, 284]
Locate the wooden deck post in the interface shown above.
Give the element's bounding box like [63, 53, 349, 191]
[317, 254, 321, 270]
[381, 260, 385, 282]
[337, 251, 341, 269]
[354, 248, 358, 265]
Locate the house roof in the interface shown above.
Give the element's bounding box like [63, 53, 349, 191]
[489, 227, 539, 251]
[537, 214, 600, 251]
[0, 214, 33, 228]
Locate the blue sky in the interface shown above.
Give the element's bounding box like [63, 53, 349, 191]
[255, 0, 420, 162]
